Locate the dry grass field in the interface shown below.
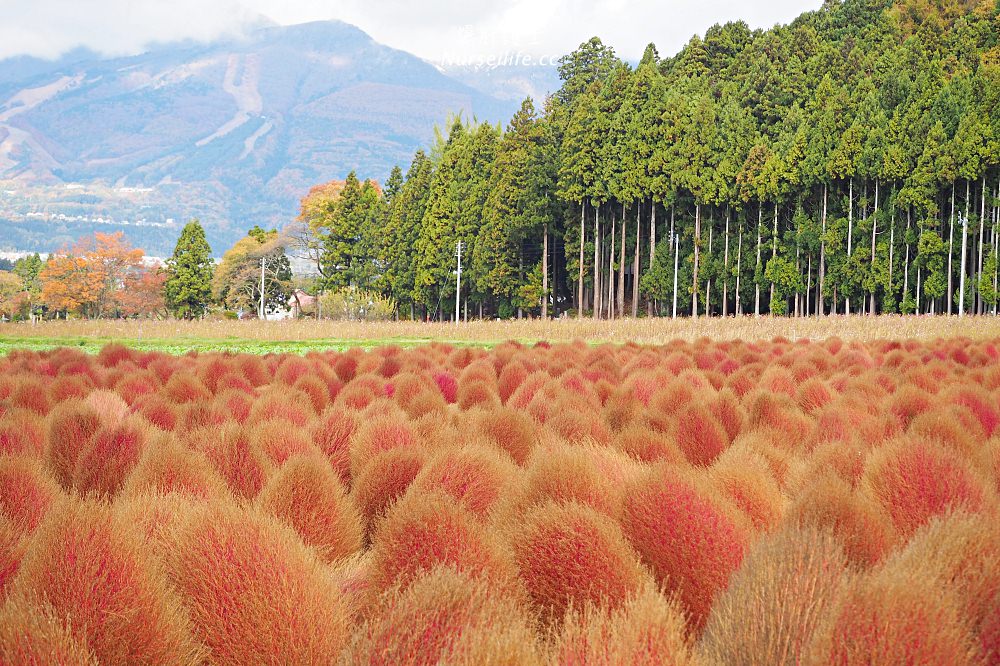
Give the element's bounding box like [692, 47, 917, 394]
[0, 336, 998, 663]
[0, 315, 998, 354]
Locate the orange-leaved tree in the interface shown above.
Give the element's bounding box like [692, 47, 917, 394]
[40, 232, 151, 318]
[117, 267, 167, 318]
[0, 271, 27, 319]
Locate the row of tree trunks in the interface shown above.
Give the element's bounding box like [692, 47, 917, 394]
[571, 174, 997, 320]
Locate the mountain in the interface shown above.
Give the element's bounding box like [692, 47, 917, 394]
[438, 62, 563, 105]
[0, 21, 516, 256]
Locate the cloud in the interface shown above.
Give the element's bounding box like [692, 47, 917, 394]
[0, 0, 820, 63]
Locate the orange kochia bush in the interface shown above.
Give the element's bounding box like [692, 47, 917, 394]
[0, 337, 996, 663]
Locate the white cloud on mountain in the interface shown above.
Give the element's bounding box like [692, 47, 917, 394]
[0, 0, 819, 64]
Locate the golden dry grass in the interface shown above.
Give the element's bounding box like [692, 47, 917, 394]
[1, 314, 998, 352]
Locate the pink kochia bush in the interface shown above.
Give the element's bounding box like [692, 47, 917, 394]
[0, 336, 997, 663]
[621, 463, 750, 630]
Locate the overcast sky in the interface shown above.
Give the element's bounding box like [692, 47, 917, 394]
[0, 0, 821, 64]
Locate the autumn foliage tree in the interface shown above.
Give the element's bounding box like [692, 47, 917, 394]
[39, 232, 158, 319]
[0, 271, 26, 320]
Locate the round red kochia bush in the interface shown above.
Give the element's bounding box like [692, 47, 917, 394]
[674, 403, 729, 467]
[0, 596, 98, 665]
[178, 401, 229, 433]
[336, 373, 386, 410]
[49, 375, 93, 403]
[621, 463, 750, 631]
[613, 426, 685, 465]
[512, 443, 621, 521]
[981, 593, 1000, 665]
[351, 447, 427, 544]
[257, 453, 363, 564]
[786, 473, 895, 568]
[247, 419, 318, 468]
[699, 527, 849, 664]
[544, 402, 611, 446]
[510, 501, 648, 625]
[457, 379, 501, 411]
[84, 389, 130, 425]
[122, 436, 230, 500]
[471, 406, 538, 466]
[311, 406, 358, 486]
[368, 491, 516, 599]
[887, 512, 1000, 639]
[0, 455, 61, 534]
[0, 408, 46, 458]
[808, 561, 982, 665]
[7, 497, 203, 665]
[163, 503, 350, 665]
[497, 362, 529, 404]
[909, 407, 985, 458]
[248, 390, 314, 428]
[45, 399, 102, 488]
[862, 436, 991, 539]
[553, 585, 699, 666]
[433, 371, 459, 404]
[71, 416, 150, 498]
[342, 565, 542, 666]
[132, 394, 180, 431]
[11, 378, 50, 415]
[406, 446, 519, 521]
[709, 447, 785, 532]
[192, 423, 272, 501]
[348, 411, 417, 478]
[162, 372, 212, 404]
[0, 516, 24, 598]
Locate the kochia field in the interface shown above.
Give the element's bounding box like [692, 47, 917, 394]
[0, 338, 998, 664]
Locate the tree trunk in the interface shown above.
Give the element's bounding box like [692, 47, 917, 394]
[619, 208, 626, 318]
[769, 201, 778, 309]
[542, 223, 548, 319]
[578, 202, 585, 319]
[947, 181, 955, 314]
[735, 222, 743, 316]
[670, 207, 676, 316]
[632, 203, 641, 318]
[723, 210, 731, 317]
[806, 254, 812, 316]
[979, 174, 987, 314]
[593, 207, 601, 320]
[846, 177, 853, 314]
[917, 267, 922, 314]
[870, 179, 878, 315]
[648, 200, 656, 316]
[754, 203, 762, 316]
[517, 243, 524, 320]
[672, 233, 680, 319]
[888, 215, 895, 309]
[608, 213, 612, 319]
[795, 237, 801, 317]
[819, 183, 827, 317]
[692, 203, 701, 318]
[705, 222, 714, 316]
[960, 180, 970, 317]
[995, 176, 999, 316]
[903, 209, 911, 308]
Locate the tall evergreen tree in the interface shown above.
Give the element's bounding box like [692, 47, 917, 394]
[164, 220, 214, 319]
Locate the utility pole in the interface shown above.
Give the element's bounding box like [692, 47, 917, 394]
[455, 241, 465, 324]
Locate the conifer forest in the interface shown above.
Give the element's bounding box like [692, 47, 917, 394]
[303, 0, 1000, 320]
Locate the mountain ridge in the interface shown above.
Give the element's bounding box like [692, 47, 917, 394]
[0, 20, 522, 256]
